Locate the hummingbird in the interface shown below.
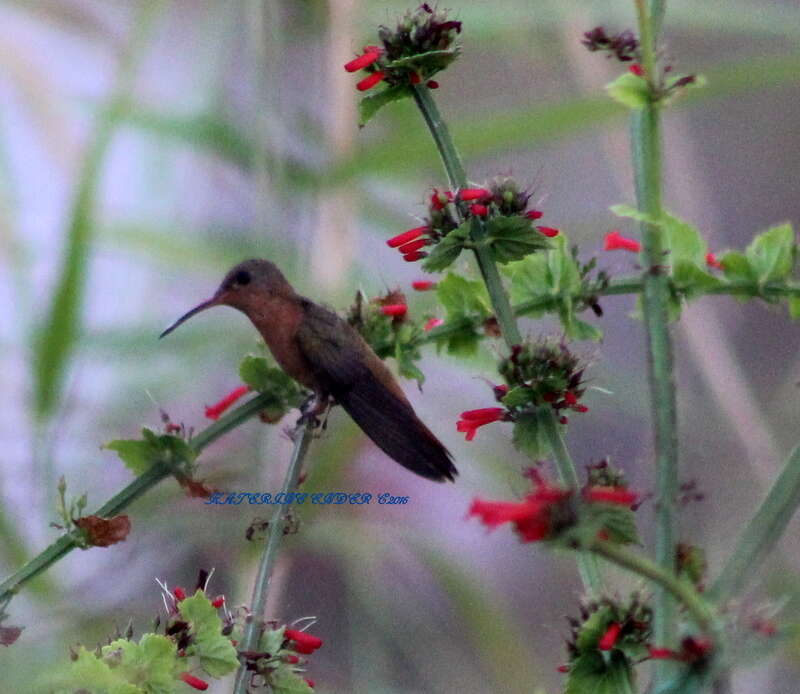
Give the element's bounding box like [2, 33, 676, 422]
[160, 259, 457, 482]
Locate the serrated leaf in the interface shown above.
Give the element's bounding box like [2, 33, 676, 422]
[62, 646, 145, 694]
[504, 252, 550, 308]
[436, 273, 491, 320]
[104, 429, 195, 476]
[270, 667, 315, 694]
[259, 626, 286, 657]
[179, 591, 239, 677]
[511, 412, 551, 458]
[422, 224, 469, 272]
[605, 72, 650, 109]
[745, 222, 795, 283]
[566, 651, 634, 694]
[563, 315, 603, 342]
[485, 215, 551, 264]
[100, 635, 178, 694]
[358, 85, 412, 127]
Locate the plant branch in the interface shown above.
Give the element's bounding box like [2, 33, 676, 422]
[632, 0, 679, 659]
[540, 408, 604, 594]
[709, 445, 800, 603]
[232, 419, 315, 694]
[0, 392, 278, 604]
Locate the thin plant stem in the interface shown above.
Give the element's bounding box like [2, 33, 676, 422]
[539, 407, 604, 593]
[232, 420, 314, 694]
[631, 0, 679, 663]
[0, 392, 280, 604]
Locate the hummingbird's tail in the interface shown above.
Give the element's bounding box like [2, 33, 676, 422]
[335, 373, 457, 482]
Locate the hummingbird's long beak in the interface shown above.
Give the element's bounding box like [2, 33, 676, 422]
[159, 294, 222, 339]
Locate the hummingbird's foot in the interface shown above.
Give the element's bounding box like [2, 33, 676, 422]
[297, 392, 331, 429]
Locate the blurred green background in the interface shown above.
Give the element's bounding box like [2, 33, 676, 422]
[1, 0, 799, 691]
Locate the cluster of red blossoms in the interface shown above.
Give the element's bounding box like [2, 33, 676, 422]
[603, 230, 725, 270]
[388, 182, 558, 264]
[469, 469, 637, 543]
[344, 4, 461, 92]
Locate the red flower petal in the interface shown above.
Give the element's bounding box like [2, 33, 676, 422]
[387, 226, 427, 248]
[459, 188, 491, 201]
[398, 238, 429, 254]
[285, 628, 323, 654]
[205, 385, 250, 420]
[629, 63, 644, 77]
[305, 679, 316, 688]
[412, 280, 436, 291]
[598, 622, 622, 651]
[430, 189, 453, 210]
[356, 71, 385, 91]
[173, 586, 187, 601]
[344, 51, 381, 73]
[403, 251, 427, 262]
[525, 209, 544, 220]
[603, 230, 641, 253]
[469, 203, 488, 217]
[426, 80, 439, 89]
[180, 673, 209, 691]
[648, 647, 677, 660]
[424, 317, 444, 331]
[211, 596, 225, 609]
[380, 304, 408, 317]
[705, 252, 723, 269]
[459, 407, 505, 422]
[537, 226, 560, 237]
[585, 486, 639, 506]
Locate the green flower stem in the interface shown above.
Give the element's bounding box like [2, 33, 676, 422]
[588, 539, 718, 635]
[233, 420, 314, 694]
[710, 445, 800, 603]
[632, 0, 679, 662]
[411, 84, 521, 347]
[540, 407, 604, 594]
[0, 392, 279, 605]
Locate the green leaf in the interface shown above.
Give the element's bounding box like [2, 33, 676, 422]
[485, 215, 550, 264]
[566, 651, 634, 694]
[672, 261, 723, 300]
[387, 48, 460, 72]
[505, 252, 550, 308]
[100, 635, 178, 694]
[270, 667, 315, 694]
[661, 212, 707, 266]
[105, 428, 195, 476]
[358, 84, 413, 127]
[238, 355, 305, 417]
[61, 646, 144, 694]
[259, 626, 286, 657]
[422, 223, 470, 272]
[563, 315, 604, 342]
[501, 386, 535, 409]
[511, 412, 550, 458]
[789, 295, 800, 319]
[436, 273, 491, 319]
[720, 250, 758, 285]
[609, 203, 657, 224]
[605, 72, 650, 110]
[745, 222, 796, 283]
[179, 590, 239, 677]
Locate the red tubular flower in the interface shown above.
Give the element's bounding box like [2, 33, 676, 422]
[469, 479, 572, 542]
[412, 280, 436, 291]
[585, 486, 639, 507]
[557, 665, 570, 673]
[344, 50, 381, 73]
[648, 647, 677, 660]
[604, 230, 641, 253]
[409, 72, 421, 84]
[211, 596, 225, 609]
[380, 304, 408, 317]
[173, 586, 187, 601]
[459, 188, 491, 201]
[205, 385, 250, 420]
[457, 407, 506, 441]
[398, 238, 429, 254]
[525, 209, 544, 220]
[424, 317, 444, 331]
[427, 80, 439, 89]
[629, 63, 644, 76]
[706, 252, 723, 269]
[180, 673, 209, 691]
[537, 226, 560, 237]
[356, 71, 385, 91]
[598, 622, 622, 651]
[563, 391, 578, 406]
[387, 226, 427, 248]
[469, 203, 488, 217]
[305, 680, 316, 689]
[572, 404, 589, 413]
[285, 628, 323, 654]
[403, 251, 427, 262]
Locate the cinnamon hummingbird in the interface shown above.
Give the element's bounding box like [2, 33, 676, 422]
[160, 259, 457, 482]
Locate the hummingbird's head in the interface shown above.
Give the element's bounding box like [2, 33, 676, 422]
[159, 259, 295, 338]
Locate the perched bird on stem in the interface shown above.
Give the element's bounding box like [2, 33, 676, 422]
[161, 259, 456, 482]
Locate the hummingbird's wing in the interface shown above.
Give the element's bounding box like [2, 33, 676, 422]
[295, 302, 457, 482]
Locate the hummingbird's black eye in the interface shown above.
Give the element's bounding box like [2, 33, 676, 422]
[234, 270, 251, 286]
